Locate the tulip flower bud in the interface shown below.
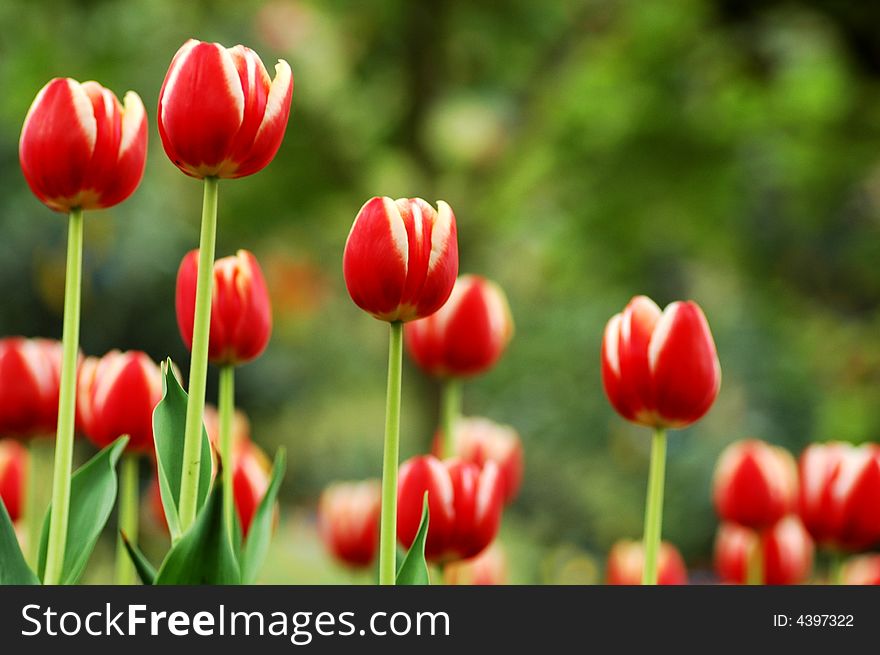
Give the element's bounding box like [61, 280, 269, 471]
[714, 517, 813, 585]
[601, 296, 721, 429]
[77, 350, 162, 453]
[232, 439, 272, 537]
[202, 403, 251, 451]
[713, 439, 798, 530]
[606, 539, 687, 585]
[176, 249, 273, 366]
[19, 78, 147, 212]
[343, 197, 459, 323]
[0, 440, 27, 522]
[405, 275, 514, 377]
[397, 454, 504, 562]
[318, 480, 382, 568]
[158, 39, 293, 179]
[798, 442, 880, 551]
[0, 337, 64, 438]
[444, 542, 508, 585]
[432, 416, 523, 504]
[842, 554, 880, 585]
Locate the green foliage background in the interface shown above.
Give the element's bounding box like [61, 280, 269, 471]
[1, 0, 879, 582]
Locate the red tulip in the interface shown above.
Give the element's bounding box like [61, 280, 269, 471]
[404, 275, 513, 377]
[714, 517, 814, 585]
[842, 554, 880, 585]
[798, 442, 880, 551]
[158, 39, 293, 179]
[343, 197, 459, 323]
[77, 351, 162, 453]
[606, 539, 687, 585]
[444, 542, 508, 585]
[0, 337, 63, 437]
[202, 403, 251, 451]
[432, 416, 523, 503]
[318, 480, 382, 568]
[0, 440, 27, 522]
[601, 296, 721, 429]
[713, 439, 797, 530]
[176, 249, 272, 366]
[397, 454, 504, 562]
[232, 439, 272, 537]
[19, 78, 147, 212]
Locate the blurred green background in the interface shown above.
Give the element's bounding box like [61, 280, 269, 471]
[2, 0, 880, 583]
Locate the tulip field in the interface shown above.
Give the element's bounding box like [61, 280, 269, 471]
[2, 0, 880, 590]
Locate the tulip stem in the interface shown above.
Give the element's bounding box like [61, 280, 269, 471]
[43, 207, 83, 585]
[641, 428, 667, 585]
[379, 321, 404, 585]
[178, 176, 219, 536]
[115, 452, 139, 585]
[746, 534, 763, 585]
[25, 438, 52, 567]
[829, 552, 845, 585]
[440, 379, 462, 459]
[218, 364, 235, 543]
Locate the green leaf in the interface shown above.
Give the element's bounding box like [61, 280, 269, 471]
[396, 493, 431, 585]
[153, 359, 213, 541]
[0, 497, 39, 585]
[120, 532, 157, 585]
[37, 436, 128, 585]
[154, 474, 240, 585]
[240, 448, 286, 584]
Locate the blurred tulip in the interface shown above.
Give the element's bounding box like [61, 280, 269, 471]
[176, 249, 272, 366]
[158, 39, 293, 179]
[232, 439, 272, 537]
[77, 351, 162, 453]
[0, 440, 27, 522]
[318, 480, 382, 568]
[798, 442, 880, 551]
[601, 296, 721, 429]
[606, 539, 687, 585]
[713, 439, 798, 530]
[343, 197, 459, 323]
[0, 337, 64, 438]
[19, 78, 147, 212]
[444, 542, 508, 585]
[841, 554, 880, 585]
[405, 275, 514, 378]
[433, 417, 523, 503]
[714, 517, 814, 585]
[397, 455, 504, 562]
[202, 403, 251, 450]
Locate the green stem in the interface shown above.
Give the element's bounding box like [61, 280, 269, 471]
[178, 176, 219, 535]
[440, 379, 462, 459]
[829, 551, 846, 585]
[218, 365, 235, 543]
[25, 437, 52, 567]
[746, 533, 763, 585]
[43, 207, 83, 585]
[379, 321, 404, 585]
[641, 428, 667, 585]
[115, 452, 139, 585]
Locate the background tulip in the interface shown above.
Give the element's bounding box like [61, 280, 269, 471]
[343, 196, 459, 323]
[176, 249, 272, 366]
[232, 439, 272, 537]
[158, 39, 293, 179]
[405, 275, 514, 378]
[606, 539, 687, 585]
[433, 416, 523, 503]
[798, 442, 880, 551]
[841, 555, 880, 585]
[19, 78, 147, 212]
[713, 439, 798, 530]
[444, 542, 508, 585]
[714, 517, 813, 585]
[0, 337, 62, 438]
[601, 295, 721, 430]
[318, 480, 382, 568]
[77, 350, 162, 452]
[397, 454, 504, 562]
[0, 439, 27, 523]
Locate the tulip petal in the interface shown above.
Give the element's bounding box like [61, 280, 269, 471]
[98, 90, 148, 208]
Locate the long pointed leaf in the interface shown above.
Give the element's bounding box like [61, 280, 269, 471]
[0, 498, 39, 584]
[240, 448, 286, 584]
[153, 360, 213, 541]
[37, 436, 128, 584]
[120, 532, 157, 585]
[396, 493, 431, 585]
